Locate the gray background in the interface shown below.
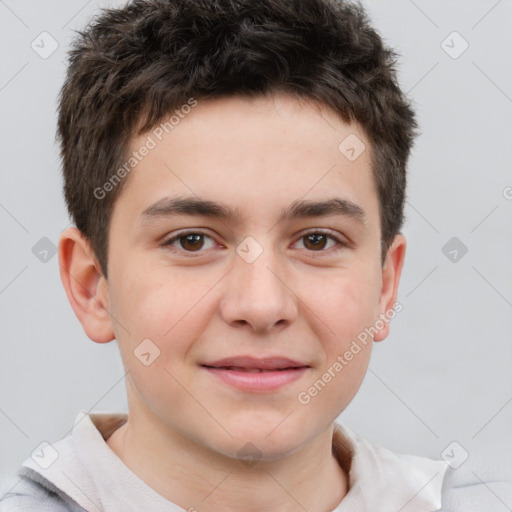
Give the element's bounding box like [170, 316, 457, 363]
[1, 0, 511, 497]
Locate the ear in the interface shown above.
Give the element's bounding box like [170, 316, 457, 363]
[373, 233, 406, 342]
[58, 227, 114, 343]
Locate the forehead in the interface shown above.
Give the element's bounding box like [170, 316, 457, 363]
[116, 93, 378, 227]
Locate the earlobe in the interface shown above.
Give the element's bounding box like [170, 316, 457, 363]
[373, 233, 406, 342]
[58, 227, 114, 344]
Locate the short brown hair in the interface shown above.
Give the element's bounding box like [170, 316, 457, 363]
[57, 0, 418, 278]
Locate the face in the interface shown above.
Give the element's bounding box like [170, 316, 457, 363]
[97, 93, 403, 460]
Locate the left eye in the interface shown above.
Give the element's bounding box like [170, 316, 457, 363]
[294, 231, 344, 252]
[162, 230, 345, 255]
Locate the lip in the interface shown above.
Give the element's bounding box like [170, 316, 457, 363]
[200, 356, 310, 393]
[202, 366, 309, 392]
[201, 355, 309, 371]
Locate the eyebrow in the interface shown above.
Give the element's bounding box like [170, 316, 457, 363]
[141, 196, 367, 225]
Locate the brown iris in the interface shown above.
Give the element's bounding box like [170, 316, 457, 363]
[303, 233, 328, 250]
[179, 233, 205, 251]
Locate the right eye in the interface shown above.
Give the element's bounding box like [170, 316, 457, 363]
[162, 230, 218, 254]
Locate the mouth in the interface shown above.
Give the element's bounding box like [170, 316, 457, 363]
[200, 356, 310, 392]
[201, 355, 309, 371]
[202, 365, 304, 372]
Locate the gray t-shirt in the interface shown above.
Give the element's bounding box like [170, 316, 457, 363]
[1, 411, 511, 511]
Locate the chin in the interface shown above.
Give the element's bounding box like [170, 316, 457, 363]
[226, 423, 307, 461]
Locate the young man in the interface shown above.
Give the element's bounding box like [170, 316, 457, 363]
[1, 0, 510, 511]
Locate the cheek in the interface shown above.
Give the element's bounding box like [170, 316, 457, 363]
[109, 267, 217, 368]
[299, 289, 375, 416]
[294, 269, 379, 408]
[302, 267, 381, 346]
[109, 270, 215, 415]
[112, 265, 182, 331]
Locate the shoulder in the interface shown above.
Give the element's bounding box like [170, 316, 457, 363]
[0, 470, 86, 512]
[334, 422, 512, 511]
[440, 457, 512, 512]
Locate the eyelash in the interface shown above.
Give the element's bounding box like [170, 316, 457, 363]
[162, 229, 348, 257]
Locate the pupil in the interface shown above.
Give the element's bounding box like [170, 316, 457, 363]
[182, 233, 203, 251]
[306, 233, 326, 250]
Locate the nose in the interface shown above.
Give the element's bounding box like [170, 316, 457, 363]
[219, 243, 298, 334]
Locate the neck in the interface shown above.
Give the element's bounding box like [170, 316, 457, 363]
[106, 410, 350, 512]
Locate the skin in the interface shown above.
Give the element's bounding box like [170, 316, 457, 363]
[59, 92, 406, 512]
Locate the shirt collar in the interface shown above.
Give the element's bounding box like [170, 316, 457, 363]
[331, 422, 448, 511]
[20, 411, 182, 512]
[20, 411, 448, 512]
